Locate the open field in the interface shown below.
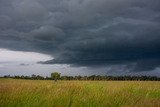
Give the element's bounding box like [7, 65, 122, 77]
[0, 79, 160, 107]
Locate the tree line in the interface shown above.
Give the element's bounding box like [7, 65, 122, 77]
[1, 74, 160, 81]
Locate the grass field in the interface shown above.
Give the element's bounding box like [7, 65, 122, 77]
[0, 79, 160, 107]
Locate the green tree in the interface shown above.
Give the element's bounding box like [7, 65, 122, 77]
[51, 72, 61, 82]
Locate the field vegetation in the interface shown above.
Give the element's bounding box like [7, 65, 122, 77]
[0, 79, 160, 107]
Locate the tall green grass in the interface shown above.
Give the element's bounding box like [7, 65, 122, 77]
[0, 79, 160, 107]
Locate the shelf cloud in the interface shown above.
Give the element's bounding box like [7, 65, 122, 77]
[0, 0, 160, 73]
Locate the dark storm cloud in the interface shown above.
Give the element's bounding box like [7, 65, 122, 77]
[0, 0, 160, 72]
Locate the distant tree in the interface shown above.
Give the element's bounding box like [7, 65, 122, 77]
[36, 75, 44, 80]
[31, 74, 36, 80]
[51, 72, 61, 82]
[45, 76, 51, 80]
[88, 75, 96, 80]
[75, 75, 82, 80]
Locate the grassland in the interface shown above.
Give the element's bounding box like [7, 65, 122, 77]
[0, 79, 160, 107]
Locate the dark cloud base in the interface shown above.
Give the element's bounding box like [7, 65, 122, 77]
[0, 0, 160, 73]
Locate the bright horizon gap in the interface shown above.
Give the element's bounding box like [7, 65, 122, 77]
[0, 48, 53, 62]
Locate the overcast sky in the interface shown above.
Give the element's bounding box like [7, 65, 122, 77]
[0, 0, 160, 76]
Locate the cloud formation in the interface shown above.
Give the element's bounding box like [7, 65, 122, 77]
[0, 0, 160, 72]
